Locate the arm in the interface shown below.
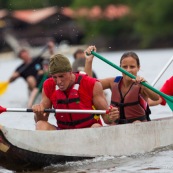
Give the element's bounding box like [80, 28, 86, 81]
[84, 45, 114, 90]
[32, 88, 52, 123]
[148, 97, 162, 106]
[92, 81, 119, 124]
[84, 45, 96, 77]
[8, 71, 20, 83]
[141, 85, 160, 101]
[132, 76, 160, 101]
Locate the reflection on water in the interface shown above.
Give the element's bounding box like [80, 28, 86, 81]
[0, 48, 173, 172]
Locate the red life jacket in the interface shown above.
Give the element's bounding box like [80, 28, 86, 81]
[111, 76, 150, 124]
[52, 75, 100, 129]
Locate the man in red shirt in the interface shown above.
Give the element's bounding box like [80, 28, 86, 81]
[32, 54, 119, 130]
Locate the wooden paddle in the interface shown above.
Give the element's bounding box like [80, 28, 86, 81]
[91, 51, 173, 111]
[0, 44, 49, 96]
[0, 106, 109, 114]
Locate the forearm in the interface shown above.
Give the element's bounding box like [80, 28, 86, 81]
[148, 97, 162, 106]
[33, 90, 52, 123]
[84, 58, 93, 77]
[8, 72, 19, 83]
[142, 86, 160, 101]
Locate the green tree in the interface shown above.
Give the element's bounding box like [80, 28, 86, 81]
[127, 0, 173, 48]
[0, 0, 73, 10]
[71, 0, 133, 48]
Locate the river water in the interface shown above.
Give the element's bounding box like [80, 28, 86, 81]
[0, 48, 173, 173]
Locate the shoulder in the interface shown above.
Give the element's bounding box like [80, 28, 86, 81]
[99, 77, 116, 89]
[160, 76, 173, 94]
[162, 76, 173, 88]
[81, 74, 97, 83]
[32, 56, 44, 63]
[15, 63, 25, 71]
[167, 76, 173, 83]
[44, 78, 55, 87]
[76, 74, 97, 93]
[43, 78, 56, 98]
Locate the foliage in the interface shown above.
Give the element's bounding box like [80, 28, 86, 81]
[127, 0, 173, 48]
[1, 0, 173, 49]
[0, 0, 73, 10]
[72, 0, 173, 49]
[71, 0, 134, 46]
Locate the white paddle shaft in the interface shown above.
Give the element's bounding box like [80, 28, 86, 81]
[152, 55, 173, 87]
[6, 108, 107, 114]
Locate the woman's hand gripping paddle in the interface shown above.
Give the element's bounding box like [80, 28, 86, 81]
[91, 51, 173, 111]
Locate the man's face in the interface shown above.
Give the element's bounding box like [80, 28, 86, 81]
[19, 51, 29, 61]
[51, 72, 72, 91]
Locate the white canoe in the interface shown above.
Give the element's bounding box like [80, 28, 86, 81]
[0, 117, 173, 170]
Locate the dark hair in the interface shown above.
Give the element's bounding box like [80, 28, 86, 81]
[73, 49, 84, 59]
[120, 51, 140, 66]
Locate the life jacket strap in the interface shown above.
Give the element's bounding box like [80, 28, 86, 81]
[57, 114, 94, 126]
[111, 101, 140, 107]
[57, 98, 80, 104]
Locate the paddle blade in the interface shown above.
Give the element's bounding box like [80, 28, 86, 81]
[0, 81, 9, 95]
[0, 106, 7, 114]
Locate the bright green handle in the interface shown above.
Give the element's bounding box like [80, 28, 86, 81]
[91, 51, 173, 111]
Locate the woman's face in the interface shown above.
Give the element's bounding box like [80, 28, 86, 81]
[120, 56, 140, 81]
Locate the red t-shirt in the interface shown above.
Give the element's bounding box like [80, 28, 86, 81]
[160, 76, 173, 105]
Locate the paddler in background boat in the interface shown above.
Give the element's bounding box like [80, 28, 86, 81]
[8, 48, 43, 91]
[72, 48, 97, 78]
[27, 41, 55, 108]
[148, 76, 173, 106]
[27, 59, 50, 108]
[32, 54, 119, 130]
[8, 40, 54, 91]
[84, 45, 160, 124]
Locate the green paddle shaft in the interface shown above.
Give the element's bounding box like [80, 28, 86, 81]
[91, 51, 173, 111]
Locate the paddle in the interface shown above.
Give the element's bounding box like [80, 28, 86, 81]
[0, 106, 109, 114]
[152, 55, 173, 87]
[0, 44, 49, 96]
[91, 51, 173, 111]
[0, 81, 9, 96]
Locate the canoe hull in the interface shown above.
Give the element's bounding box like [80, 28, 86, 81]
[0, 130, 92, 170]
[1, 117, 173, 170]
